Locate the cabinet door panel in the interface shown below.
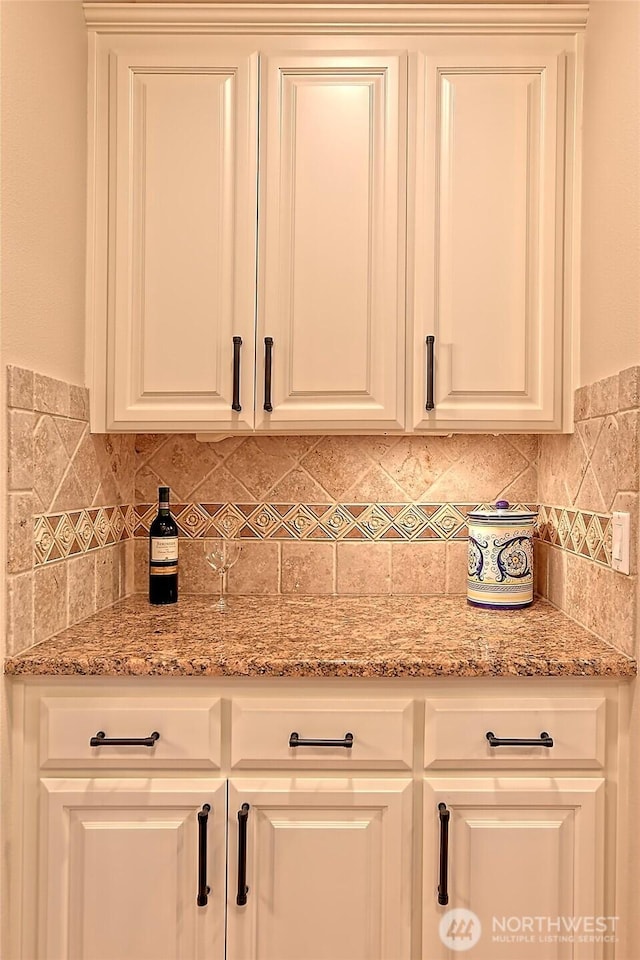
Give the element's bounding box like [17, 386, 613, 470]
[227, 779, 412, 960]
[256, 52, 406, 431]
[40, 778, 226, 960]
[411, 39, 568, 430]
[423, 778, 604, 960]
[104, 39, 258, 430]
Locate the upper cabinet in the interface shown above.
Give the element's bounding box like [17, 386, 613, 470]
[86, 6, 584, 434]
[409, 37, 575, 432]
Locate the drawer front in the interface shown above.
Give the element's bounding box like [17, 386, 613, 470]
[40, 698, 222, 769]
[231, 699, 414, 769]
[424, 698, 606, 768]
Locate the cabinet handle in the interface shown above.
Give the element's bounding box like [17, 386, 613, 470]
[263, 337, 274, 412]
[197, 803, 211, 907]
[437, 802, 450, 906]
[232, 336, 242, 412]
[486, 731, 554, 748]
[289, 732, 354, 749]
[236, 803, 250, 906]
[89, 731, 160, 747]
[425, 335, 435, 411]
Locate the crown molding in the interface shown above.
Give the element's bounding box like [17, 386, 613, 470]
[83, 2, 589, 34]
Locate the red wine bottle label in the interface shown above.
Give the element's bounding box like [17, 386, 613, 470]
[150, 538, 179, 562]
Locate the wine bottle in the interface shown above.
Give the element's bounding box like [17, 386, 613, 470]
[149, 486, 178, 605]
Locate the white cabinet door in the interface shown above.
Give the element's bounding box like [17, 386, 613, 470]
[255, 50, 406, 431]
[92, 37, 258, 431]
[410, 37, 573, 431]
[423, 778, 605, 960]
[226, 778, 413, 960]
[39, 778, 226, 960]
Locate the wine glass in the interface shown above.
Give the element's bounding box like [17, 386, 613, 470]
[202, 540, 242, 612]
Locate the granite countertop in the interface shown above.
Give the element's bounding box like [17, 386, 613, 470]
[4, 595, 636, 678]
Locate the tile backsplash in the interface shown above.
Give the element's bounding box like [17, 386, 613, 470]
[8, 363, 640, 658]
[7, 366, 135, 654]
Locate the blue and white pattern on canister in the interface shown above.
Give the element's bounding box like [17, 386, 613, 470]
[466, 500, 538, 609]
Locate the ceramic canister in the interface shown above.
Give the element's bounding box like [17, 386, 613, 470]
[466, 500, 538, 609]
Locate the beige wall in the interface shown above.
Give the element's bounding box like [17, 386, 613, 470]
[580, 0, 640, 385]
[1, 0, 87, 385]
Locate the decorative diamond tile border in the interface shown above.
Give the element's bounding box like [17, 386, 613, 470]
[34, 504, 134, 567]
[33, 501, 612, 569]
[132, 502, 537, 543]
[537, 504, 612, 567]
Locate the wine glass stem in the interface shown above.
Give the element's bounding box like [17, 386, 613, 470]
[219, 571, 225, 605]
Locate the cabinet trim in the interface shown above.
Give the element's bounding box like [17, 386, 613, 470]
[84, 4, 589, 35]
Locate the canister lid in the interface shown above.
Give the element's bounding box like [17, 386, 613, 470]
[467, 500, 538, 522]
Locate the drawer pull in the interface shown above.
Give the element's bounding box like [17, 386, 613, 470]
[89, 731, 160, 748]
[197, 803, 211, 907]
[437, 802, 450, 906]
[289, 732, 354, 749]
[237, 803, 250, 906]
[486, 731, 554, 748]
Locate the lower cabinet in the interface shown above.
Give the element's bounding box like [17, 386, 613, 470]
[423, 778, 605, 960]
[226, 780, 413, 960]
[11, 681, 625, 960]
[39, 778, 227, 960]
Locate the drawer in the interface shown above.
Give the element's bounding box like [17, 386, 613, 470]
[40, 697, 222, 769]
[231, 699, 414, 769]
[424, 698, 606, 768]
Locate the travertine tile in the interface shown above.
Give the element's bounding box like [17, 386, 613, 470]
[574, 466, 607, 512]
[34, 372, 70, 417]
[380, 437, 452, 500]
[223, 438, 300, 500]
[300, 437, 370, 499]
[547, 545, 566, 610]
[134, 538, 148, 594]
[426, 436, 528, 502]
[574, 385, 591, 422]
[67, 552, 97, 625]
[7, 365, 34, 410]
[605, 571, 637, 657]
[51, 467, 86, 513]
[619, 366, 640, 411]
[282, 542, 334, 595]
[178, 539, 217, 595]
[391, 542, 446, 595]
[73, 432, 107, 506]
[33, 415, 71, 510]
[617, 410, 640, 492]
[589, 415, 619, 509]
[69, 384, 90, 421]
[121, 540, 136, 598]
[268, 467, 332, 503]
[34, 562, 67, 643]
[499, 465, 538, 504]
[533, 541, 549, 597]
[7, 572, 34, 655]
[445, 540, 468, 595]
[95, 545, 121, 611]
[227, 541, 280, 595]
[8, 493, 34, 574]
[191, 465, 254, 503]
[147, 435, 221, 501]
[8, 409, 34, 491]
[336, 542, 391, 595]
[589, 374, 618, 418]
[346, 464, 405, 501]
[55, 418, 85, 458]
